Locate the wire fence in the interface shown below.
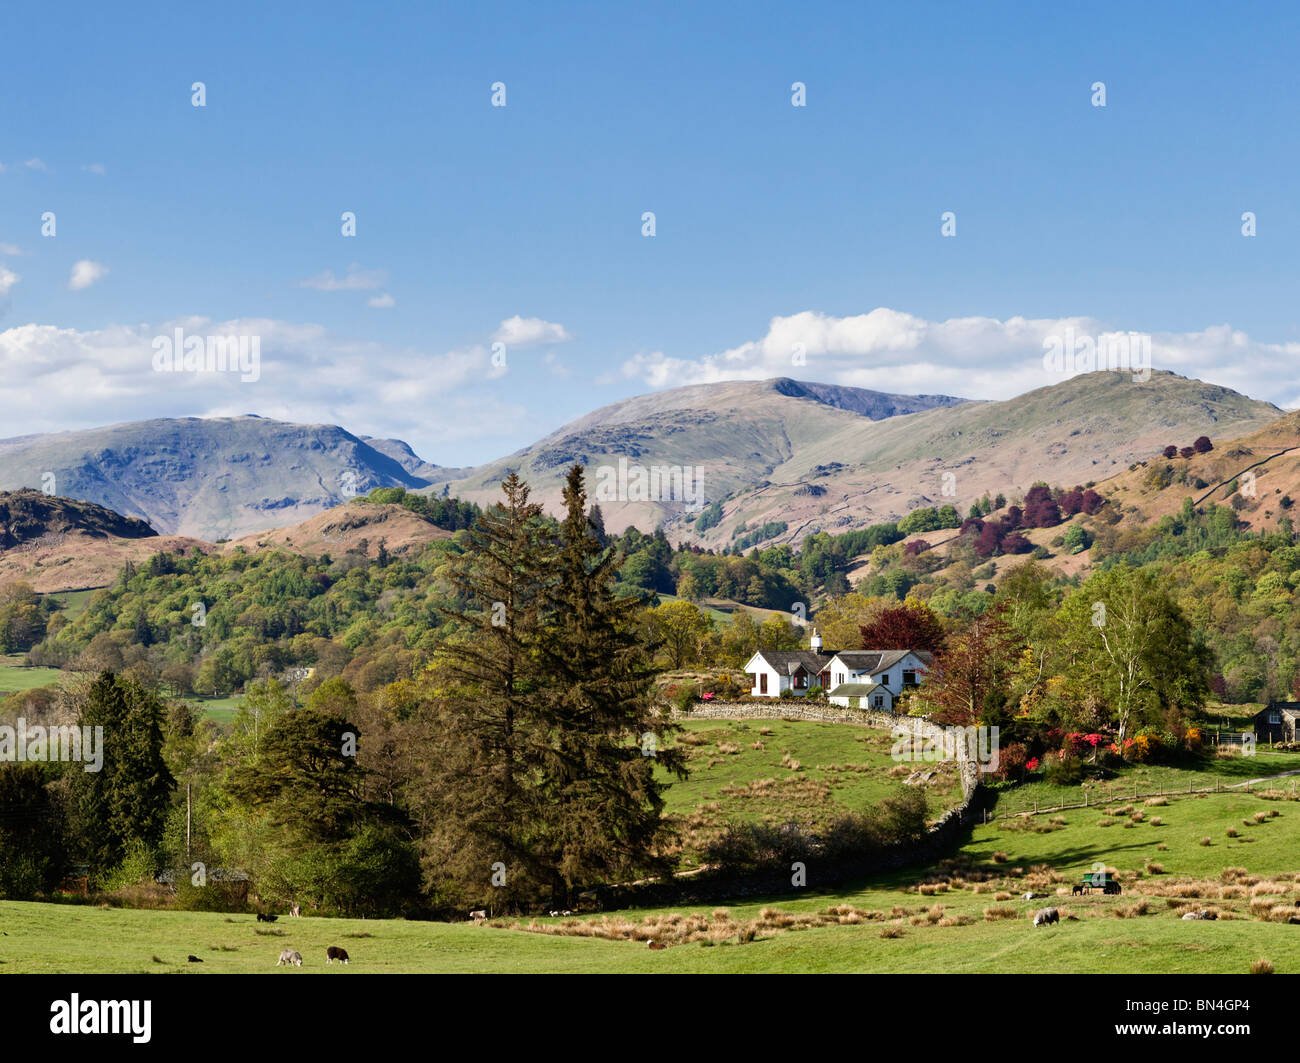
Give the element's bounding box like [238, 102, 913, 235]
[984, 775, 1300, 822]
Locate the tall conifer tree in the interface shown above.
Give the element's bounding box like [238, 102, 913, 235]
[416, 472, 553, 909]
[533, 464, 685, 906]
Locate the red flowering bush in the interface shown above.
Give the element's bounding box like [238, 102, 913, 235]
[992, 741, 1031, 782]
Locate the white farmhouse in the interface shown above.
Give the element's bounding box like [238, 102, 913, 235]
[822, 649, 931, 710]
[742, 630, 931, 711]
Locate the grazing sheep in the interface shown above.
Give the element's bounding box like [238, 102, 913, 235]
[647, 940, 666, 950]
[256, 913, 278, 923]
[276, 949, 303, 967]
[326, 946, 350, 965]
[289, 905, 301, 918]
[187, 955, 203, 963]
[1033, 907, 1060, 927]
[548, 910, 575, 918]
[469, 909, 487, 921]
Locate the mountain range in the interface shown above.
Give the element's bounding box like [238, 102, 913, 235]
[0, 372, 1283, 549]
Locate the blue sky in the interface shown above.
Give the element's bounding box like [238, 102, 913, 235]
[2, 0, 1299, 465]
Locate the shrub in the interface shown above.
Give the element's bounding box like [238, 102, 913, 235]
[1045, 753, 1086, 786]
[673, 682, 699, 713]
[1251, 959, 1274, 975]
[992, 741, 1031, 782]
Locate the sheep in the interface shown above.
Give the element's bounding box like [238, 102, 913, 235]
[1032, 907, 1060, 927]
[276, 949, 303, 967]
[187, 955, 203, 963]
[256, 913, 278, 923]
[469, 909, 487, 921]
[326, 946, 350, 965]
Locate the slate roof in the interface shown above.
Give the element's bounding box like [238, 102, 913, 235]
[829, 649, 914, 673]
[748, 650, 833, 674]
[749, 648, 931, 677]
[827, 682, 883, 697]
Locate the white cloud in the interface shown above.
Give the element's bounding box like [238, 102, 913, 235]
[82, 163, 106, 175]
[367, 293, 396, 308]
[0, 317, 512, 458]
[542, 350, 572, 378]
[0, 267, 19, 297]
[0, 243, 24, 256]
[618, 307, 1300, 408]
[297, 263, 386, 291]
[68, 260, 108, 291]
[491, 315, 572, 349]
[23, 158, 47, 172]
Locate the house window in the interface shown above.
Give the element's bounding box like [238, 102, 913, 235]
[873, 695, 885, 709]
[794, 673, 806, 690]
[1269, 711, 1281, 724]
[902, 670, 917, 686]
[759, 673, 767, 694]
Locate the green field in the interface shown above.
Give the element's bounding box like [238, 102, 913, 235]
[6, 719, 1300, 973]
[0, 661, 67, 695]
[5, 780, 1299, 974]
[660, 718, 962, 866]
[988, 750, 1300, 817]
[192, 694, 245, 726]
[45, 588, 101, 622]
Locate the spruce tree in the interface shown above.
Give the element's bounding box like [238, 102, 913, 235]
[68, 671, 175, 875]
[533, 464, 685, 906]
[416, 472, 554, 910]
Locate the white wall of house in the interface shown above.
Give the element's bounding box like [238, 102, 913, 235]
[744, 658, 785, 697]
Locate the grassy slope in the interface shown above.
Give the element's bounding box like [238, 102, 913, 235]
[6, 726, 1300, 973]
[5, 815, 1298, 974]
[0, 662, 66, 694]
[662, 718, 961, 866]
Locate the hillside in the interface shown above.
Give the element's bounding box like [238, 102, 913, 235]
[681, 371, 1282, 550]
[0, 488, 158, 547]
[0, 495, 451, 593]
[1100, 409, 1300, 536]
[440, 378, 968, 531]
[0, 373, 1280, 552]
[0, 416, 436, 541]
[224, 498, 454, 557]
[0, 489, 205, 593]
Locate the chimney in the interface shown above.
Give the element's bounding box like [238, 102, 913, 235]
[810, 629, 823, 654]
